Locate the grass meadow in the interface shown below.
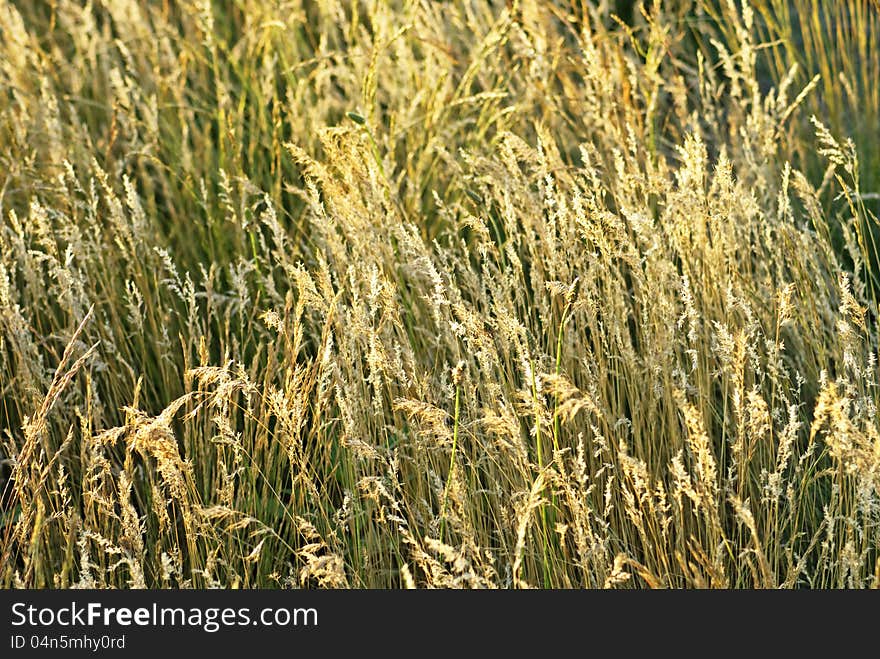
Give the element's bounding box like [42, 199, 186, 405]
[1, 0, 880, 588]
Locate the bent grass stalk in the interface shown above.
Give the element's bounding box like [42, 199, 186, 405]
[440, 364, 463, 545]
[530, 358, 552, 588]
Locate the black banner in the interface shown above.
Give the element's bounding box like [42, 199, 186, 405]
[0, 589, 872, 655]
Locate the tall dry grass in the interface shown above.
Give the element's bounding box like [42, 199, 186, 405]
[1, 0, 879, 588]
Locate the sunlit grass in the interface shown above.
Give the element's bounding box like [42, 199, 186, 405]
[1, 0, 879, 589]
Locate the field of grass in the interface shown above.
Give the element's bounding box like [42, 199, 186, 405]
[1, 0, 879, 588]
